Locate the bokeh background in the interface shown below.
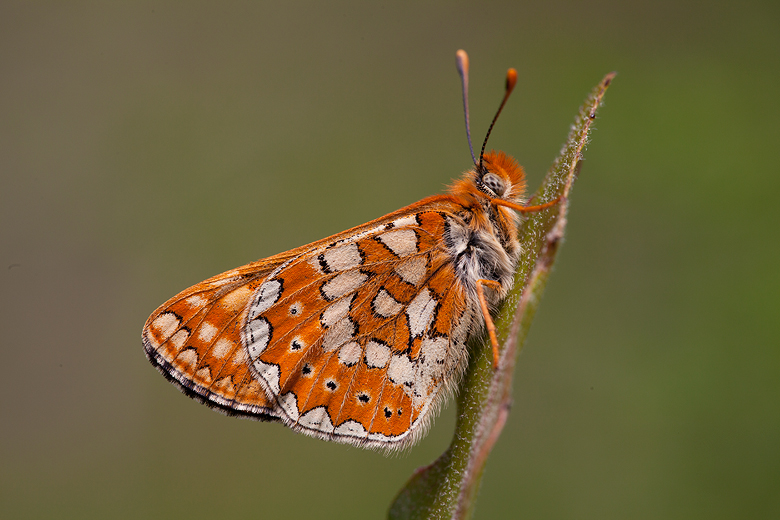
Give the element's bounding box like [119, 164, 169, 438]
[2, 2, 778, 518]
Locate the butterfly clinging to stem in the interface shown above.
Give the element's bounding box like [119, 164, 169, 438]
[142, 50, 560, 451]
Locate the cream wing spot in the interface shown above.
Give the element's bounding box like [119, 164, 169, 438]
[197, 322, 218, 343]
[195, 367, 212, 384]
[395, 257, 427, 286]
[151, 312, 180, 340]
[321, 317, 356, 352]
[221, 285, 253, 311]
[321, 295, 353, 327]
[364, 340, 391, 368]
[407, 288, 437, 337]
[169, 329, 190, 351]
[338, 342, 361, 366]
[372, 289, 403, 318]
[377, 228, 417, 257]
[288, 302, 303, 317]
[212, 338, 233, 359]
[175, 348, 198, 370]
[321, 271, 367, 300]
[213, 376, 235, 394]
[185, 295, 207, 308]
[231, 347, 248, 366]
[416, 337, 450, 404]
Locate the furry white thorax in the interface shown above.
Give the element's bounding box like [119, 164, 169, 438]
[443, 205, 520, 307]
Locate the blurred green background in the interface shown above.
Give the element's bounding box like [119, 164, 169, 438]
[2, 2, 778, 518]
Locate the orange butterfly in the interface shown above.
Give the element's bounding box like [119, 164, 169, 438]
[142, 50, 558, 451]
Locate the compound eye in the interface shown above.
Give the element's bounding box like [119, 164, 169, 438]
[481, 173, 506, 197]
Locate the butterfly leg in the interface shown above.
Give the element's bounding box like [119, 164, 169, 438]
[475, 278, 503, 369]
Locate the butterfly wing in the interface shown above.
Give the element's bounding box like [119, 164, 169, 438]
[143, 198, 481, 450]
[143, 260, 291, 420]
[245, 210, 480, 450]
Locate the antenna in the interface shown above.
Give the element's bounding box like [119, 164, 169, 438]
[456, 50, 477, 165]
[478, 68, 517, 173]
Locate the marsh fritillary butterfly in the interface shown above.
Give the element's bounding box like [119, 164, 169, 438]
[142, 50, 559, 451]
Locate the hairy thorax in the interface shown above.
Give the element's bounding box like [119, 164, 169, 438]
[443, 205, 520, 307]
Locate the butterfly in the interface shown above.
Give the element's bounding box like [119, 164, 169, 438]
[142, 50, 559, 451]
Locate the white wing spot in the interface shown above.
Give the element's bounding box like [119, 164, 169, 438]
[365, 341, 391, 368]
[322, 243, 362, 272]
[407, 288, 437, 337]
[321, 271, 367, 300]
[321, 295, 353, 327]
[197, 322, 218, 343]
[377, 228, 417, 257]
[392, 215, 419, 228]
[298, 406, 334, 433]
[253, 360, 280, 394]
[246, 318, 271, 358]
[321, 318, 355, 352]
[278, 392, 300, 421]
[388, 355, 415, 389]
[395, 256, 427, 286]
[373, 289, 403, 317]
[416, 336, 450, 406]
[247, 280, 282, 320]
[334, 420, 368, 437]
[420, 336, 449, 366]
[338, 342, 361, 366]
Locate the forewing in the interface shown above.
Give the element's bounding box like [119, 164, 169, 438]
[245, 211, 479, 450]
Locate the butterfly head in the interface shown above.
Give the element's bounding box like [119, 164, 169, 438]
[450, 149, 527, 210]
[475, 150, 527, 204]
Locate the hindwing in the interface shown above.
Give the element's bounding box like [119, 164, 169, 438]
[243, 211, 479, 448]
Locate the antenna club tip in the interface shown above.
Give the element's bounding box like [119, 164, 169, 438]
[456, 49, 469, 71]
[506, 68, 518, 91]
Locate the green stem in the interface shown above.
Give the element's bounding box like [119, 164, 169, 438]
[388, 72, 615, 520]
